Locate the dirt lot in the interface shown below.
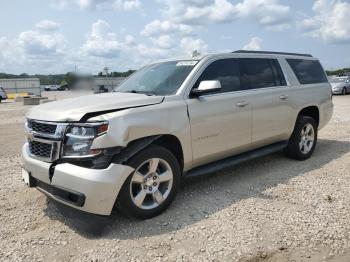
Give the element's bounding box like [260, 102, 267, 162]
[0, 92, 349, 261]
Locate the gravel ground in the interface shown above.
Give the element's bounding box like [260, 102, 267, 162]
[0, 92, 349, 262]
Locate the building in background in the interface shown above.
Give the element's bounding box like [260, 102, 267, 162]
[0, 78, 41, 96]
[93, 77, 125, 93]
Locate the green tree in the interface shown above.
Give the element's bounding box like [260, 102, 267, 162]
[64, 72, 77, 89]
[326, 68, 350, 76]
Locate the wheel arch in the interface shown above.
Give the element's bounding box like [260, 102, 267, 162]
[153, 135, 184, 172]
[113, 134, 184, 172]
[297, 106, 320, 127]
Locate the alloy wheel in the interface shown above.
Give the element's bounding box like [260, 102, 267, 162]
[299, 123, 315, 154]
[129, 158, 173, 210]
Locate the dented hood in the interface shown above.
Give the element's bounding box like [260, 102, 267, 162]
[26, 92, 164, 122]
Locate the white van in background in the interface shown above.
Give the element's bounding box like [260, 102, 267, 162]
[44, 85, 63, 91]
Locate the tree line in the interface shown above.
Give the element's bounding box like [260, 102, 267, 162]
[326, 68, 350, 76]
[0, 70, 135, 87]
[1, 67, 348, 86]
[97, 70, 135, 77]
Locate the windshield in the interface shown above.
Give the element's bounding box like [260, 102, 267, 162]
[114, 61, 197, 96]
[330, 77, 347, 83]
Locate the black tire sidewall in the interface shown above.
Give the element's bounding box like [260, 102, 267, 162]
[286, 116, 318, 160]
[118, 144, 181, 219]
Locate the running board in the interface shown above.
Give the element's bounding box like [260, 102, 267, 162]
[185, 141, 288, 178]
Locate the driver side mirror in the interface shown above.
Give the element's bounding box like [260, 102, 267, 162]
[191, 80, 221, 97]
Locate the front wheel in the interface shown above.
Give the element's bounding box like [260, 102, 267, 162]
[342, 88, 346, 95]
[117, 145, 181, 219]
[285, 116, 317, 160]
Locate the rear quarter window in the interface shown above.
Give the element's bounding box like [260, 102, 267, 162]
[286, 59, 328, 85]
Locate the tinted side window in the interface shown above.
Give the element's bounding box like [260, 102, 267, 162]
[239, 58, 285, 90]
[286, 59, 328, 84]
[196, 58, 241, 93]
[271, 59, 287, 86]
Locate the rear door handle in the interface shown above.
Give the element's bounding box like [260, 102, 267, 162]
[236, 101, 249, 107]
[279, 94, 288, 100]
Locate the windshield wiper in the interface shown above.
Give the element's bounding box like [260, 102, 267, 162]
[125, 90, 157, 96]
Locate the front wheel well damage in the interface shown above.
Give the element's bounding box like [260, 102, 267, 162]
[112, 134, 184, 172]
[153, 135, 184, 171]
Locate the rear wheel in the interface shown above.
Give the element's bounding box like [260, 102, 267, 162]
[342, 87, 346, 95]
[118, 145, 181, 219]
[285, 116, 317, 160]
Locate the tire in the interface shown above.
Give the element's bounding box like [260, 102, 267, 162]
[342, 88, 346, 95]
[285, 115, 318, 160]
[117, 145, 181, 219]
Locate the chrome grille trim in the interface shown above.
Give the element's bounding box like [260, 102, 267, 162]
[27, 119, 57, 134]
[25, 119, 68, 162]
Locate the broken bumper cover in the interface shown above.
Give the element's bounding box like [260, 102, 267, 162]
[22, 144, 134, 215]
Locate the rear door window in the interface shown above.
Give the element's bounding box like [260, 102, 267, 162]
[271, 59, 287, 86]
[286, 59, 328, 84]
[239, 58, 286, 90]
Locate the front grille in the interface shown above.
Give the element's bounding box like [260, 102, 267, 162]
[29, 141, 52, 158]
[28, 120, 57, 134]
[26, 119, 66, 162]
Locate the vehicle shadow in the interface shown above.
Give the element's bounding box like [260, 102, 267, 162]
[43, 138, 350, 239]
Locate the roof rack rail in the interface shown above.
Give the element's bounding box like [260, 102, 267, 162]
[233, 50, 313, 57]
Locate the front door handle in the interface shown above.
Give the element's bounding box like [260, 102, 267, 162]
[236, 101, 249, 107]
[279, 94, 288, 100]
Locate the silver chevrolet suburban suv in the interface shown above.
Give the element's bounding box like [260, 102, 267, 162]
[22, 51, 333, 219]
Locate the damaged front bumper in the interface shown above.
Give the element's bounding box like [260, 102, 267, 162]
[22, 143, 134, 215]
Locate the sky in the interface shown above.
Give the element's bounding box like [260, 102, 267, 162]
[0, 0, 349, 74]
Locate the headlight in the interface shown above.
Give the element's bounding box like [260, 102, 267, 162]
[62, 122, 108, 158]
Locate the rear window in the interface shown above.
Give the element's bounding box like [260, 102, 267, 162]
[286, 59, 328, 85]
